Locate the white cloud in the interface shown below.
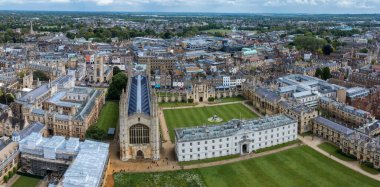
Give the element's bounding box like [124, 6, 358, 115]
[0, 0, 379, 12]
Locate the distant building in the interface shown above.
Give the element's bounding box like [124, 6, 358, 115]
[175, 115, 297, 162]
[90, 54, 113, 83]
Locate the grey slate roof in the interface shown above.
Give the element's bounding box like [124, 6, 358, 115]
[314, 116, 354, 135]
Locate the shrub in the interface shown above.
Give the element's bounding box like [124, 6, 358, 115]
[337, 150, 357, 160]
[208, 97, 215, 102]
[187, 98, 194, 103]
[3, 175, 8, 182]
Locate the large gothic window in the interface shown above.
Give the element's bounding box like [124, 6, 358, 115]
[129, 124, 150, 144]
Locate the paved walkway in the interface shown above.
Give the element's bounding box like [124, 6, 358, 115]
[298, 135, 380, 181]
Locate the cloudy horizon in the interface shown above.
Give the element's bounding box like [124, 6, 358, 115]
[0, 0, 380, 14]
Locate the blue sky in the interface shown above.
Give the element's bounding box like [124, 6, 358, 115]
[0, 0, 379, 13]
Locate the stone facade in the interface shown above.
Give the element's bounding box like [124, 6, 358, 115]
[119, 73, 160, 161]
[312, 116, 380, 169]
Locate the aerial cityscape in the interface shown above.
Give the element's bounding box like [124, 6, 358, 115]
[0, 1, 380, 187]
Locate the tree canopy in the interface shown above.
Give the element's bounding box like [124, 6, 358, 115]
[322, 45, 334, 55]
[113, 66, 122, 75]
[0, 89, 14, 105]
[315, 67, 332, 80]
[106, 72, 128, 100]
[293, 36, 328, 52]
[315, 68, 323, 79]
[359, 48, 368, 53]
[85, 125, 107, 141]
[33, 70, 49, 81]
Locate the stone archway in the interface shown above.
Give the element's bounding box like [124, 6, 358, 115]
[136, 150, 144, 159]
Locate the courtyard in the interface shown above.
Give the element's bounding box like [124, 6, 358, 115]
[114, 145, 380, 187]
[163, 103, 258, 141]
[96, 101, 119, 133]
[11, 175, 41, 187]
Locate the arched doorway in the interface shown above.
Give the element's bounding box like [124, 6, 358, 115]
[242, 144, 248, 154]
[136, 150, 144, 159]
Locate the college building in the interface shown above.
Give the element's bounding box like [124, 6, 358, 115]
[119, 69, 160, 161]
[12, 75, 105, 139]
[19, 132, 109, 186]
[319, 96, 375, 128]
[175, 114, 297, 162]
[312, 116, 380, 169]
[0, 121, 45, 184]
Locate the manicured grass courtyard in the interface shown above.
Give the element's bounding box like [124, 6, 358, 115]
[96, 101, 119, 132]
[215, 95, 245, 103]
[164, 103, 258, 141]
[114, 170, 206, 187]
[114, 146, 380, 187]
[178, 154, 240, 166]
[12, 176, 41, 187]
[159, 102, 197, 108]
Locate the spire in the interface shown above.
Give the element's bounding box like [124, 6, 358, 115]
[30, 21, 34, 35]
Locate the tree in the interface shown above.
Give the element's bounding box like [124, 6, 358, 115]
[315, 68, 322, 78]
[3, 174, 8, 183]
[162, 31, 173, 39]
[85, 125, 107, 140]
[293, 36, 327, 52]
[321, 67, 332, 80]
[106, 72, 128, 100]
[113, 66, 122, 75]
[33, 70, 49, 81]
[322, 45, 333, 55]
[0, 93, 14, 105]
[359, 48, 368, 53]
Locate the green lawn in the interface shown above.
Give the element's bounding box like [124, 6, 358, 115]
[164, 103, 258, 141]
[360, 162, 380, 175]
[114, 146, 380, 187]
[215, 96, 245, 103]
[96, 101, 119, 132]
[114, 170, 205, 187]
[12, 176, 41, 187]
[317, 142, 356, 162]
[178, 154, 240, 166]
[159, 102, 197, 108]
[255, 139, 301, 153]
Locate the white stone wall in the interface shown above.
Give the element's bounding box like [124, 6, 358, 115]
[176, 122, 297, 162]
